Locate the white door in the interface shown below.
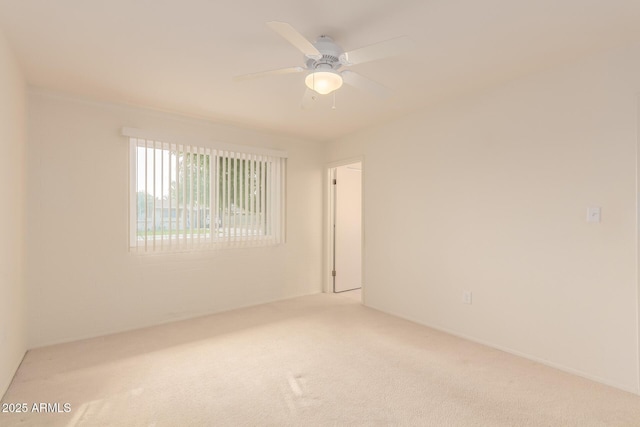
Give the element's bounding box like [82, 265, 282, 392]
[333, 162, 362, 292]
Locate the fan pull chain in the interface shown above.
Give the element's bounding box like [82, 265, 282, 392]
[332, 92, 337, 110]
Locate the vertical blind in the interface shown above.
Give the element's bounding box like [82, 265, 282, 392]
[125, 129, 286, 252]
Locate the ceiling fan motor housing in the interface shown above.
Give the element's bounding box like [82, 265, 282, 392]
[306, 35, 343, 70]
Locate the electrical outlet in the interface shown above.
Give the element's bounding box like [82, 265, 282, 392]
[462, 291, 472, 305]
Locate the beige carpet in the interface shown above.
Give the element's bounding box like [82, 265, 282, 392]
[337, 288, 362, 302]
[2, 294, 639, 426]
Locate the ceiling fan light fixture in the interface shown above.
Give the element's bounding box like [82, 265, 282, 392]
[305, 70, 343, 95]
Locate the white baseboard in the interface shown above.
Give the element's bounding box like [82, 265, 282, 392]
[364, 301, 640, 396]
[1, 349, 27, 401]
[29, 291, 322, 350]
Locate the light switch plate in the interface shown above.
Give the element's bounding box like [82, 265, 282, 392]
[587, 207, 601, 223]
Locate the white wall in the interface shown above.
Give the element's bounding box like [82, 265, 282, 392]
[327, 43, 640, 393]
[27, 92, 324, 348]
[0, 29, 27, 398]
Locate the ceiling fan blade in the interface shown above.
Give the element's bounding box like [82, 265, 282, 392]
[300, 88, 319, 110]
[234, 66, 304, 82]
[340, 36, 412, 66]
[267, 21, 322, 59]
[341, 70, 391, 99]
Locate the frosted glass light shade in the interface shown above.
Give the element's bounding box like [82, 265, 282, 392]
[305, 70, 343, 95]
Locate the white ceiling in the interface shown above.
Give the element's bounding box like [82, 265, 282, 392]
[1, 0, 640, 142]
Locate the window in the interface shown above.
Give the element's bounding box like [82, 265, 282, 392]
[125, 128, 286, 252]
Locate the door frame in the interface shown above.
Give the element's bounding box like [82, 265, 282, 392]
[324, 156, 365, 300]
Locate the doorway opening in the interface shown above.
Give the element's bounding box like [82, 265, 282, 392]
[329, 161, 363, 300]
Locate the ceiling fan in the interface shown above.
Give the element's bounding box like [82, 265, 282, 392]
[234, 22, 411, 107]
